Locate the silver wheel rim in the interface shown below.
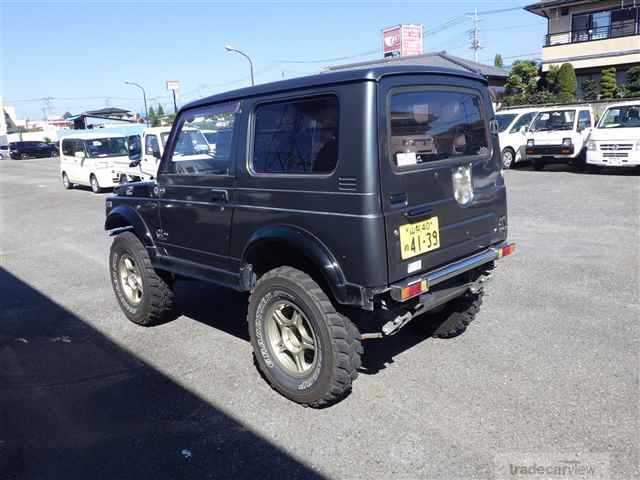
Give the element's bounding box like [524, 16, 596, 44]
[265, 300, 317, 375]
[118, 254, 143, 305]
[91, 177, 98, 191]
[503, 150, 513, 168]
[63, 174, 69, 187]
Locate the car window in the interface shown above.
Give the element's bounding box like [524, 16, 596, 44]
[62, 139, 81, 156]
[578, 110, 592, 130]
[389, 90, 489, 168]
[252, 96, 338, 175]
[598, 105, 640, 128]
[127, 135, 141, 159]
[510, 112, 536, 133]
[145, 135, 160, 156]
[167, 101, 239, 176]
[495, 114, 517, 133]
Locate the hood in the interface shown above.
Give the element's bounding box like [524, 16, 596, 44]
[589, 127, 640, 142]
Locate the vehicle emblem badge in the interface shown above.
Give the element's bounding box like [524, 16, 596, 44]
[452, 165, 474, 206]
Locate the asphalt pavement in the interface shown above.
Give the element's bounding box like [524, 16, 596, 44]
[1, 158, 638, 479]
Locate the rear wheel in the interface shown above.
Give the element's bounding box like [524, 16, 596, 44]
[90, 174, 102, 193]
[248, 266, 362, 407]
[109, 232, 176, 326]
[501, 148, 515, 169]
[61, 172, 72, 190]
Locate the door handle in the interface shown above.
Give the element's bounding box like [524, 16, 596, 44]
[211, 189, 228, 203]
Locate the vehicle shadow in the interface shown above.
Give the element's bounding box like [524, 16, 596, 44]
[0, 268, 325, 480]
[513, 162, 640, 175]
[178, 281, 443, 376]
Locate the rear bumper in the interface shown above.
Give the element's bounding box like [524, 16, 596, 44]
[389, 242, 515, 302]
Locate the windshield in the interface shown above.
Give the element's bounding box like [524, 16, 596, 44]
[85, 137, 128, 158]
[495, 114, 517, 132]
[598, 105, 640, 129]
[532, 110, 576, 131]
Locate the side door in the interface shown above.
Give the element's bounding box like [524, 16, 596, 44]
[155, 100, 240, 278]
[378, 75, 506, 284]
[60, 139, 76, 180]
[142, 134, 161, 177]
[577, 110, 593, 148]
[508, 112, 537, 159]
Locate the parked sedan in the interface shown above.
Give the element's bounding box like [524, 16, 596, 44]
[9, 141, 59, 159]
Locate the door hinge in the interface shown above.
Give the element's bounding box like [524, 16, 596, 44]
[155, 229, 169, 241]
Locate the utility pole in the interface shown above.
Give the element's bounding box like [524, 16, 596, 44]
[467, 8, 482, 62]
[41, 97, 53, 127]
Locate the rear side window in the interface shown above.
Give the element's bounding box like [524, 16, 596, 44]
[252, 96, 338, 175]
[62, 139, 81, 156]
[389, 90, 488, 168]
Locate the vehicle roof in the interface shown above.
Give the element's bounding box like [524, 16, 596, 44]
[601, 101, 640, 110]
[183, 65, 486, 111]
[496, 107, 539, 115]
[143, 126, 173, 134]
[59, 131, 128, 140]
[534, 105, 593, 113]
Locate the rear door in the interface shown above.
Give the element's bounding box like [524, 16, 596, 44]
[378, 74, 507, 284]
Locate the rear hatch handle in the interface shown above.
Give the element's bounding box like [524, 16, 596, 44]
[404, 205, 433, 222]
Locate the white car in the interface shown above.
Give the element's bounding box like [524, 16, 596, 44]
[59, 132, 131, 193]
[525, 106, 594, 171]
[495, 108, 538, 168]
[587, 102, 640, 169]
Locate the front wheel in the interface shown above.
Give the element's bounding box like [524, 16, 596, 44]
[502, 148, 515, 169]
[62, 172, 72, 190]
[109, 232, 176, 326]
[248, 266, 362, 407]
[90, 174, 102, 193]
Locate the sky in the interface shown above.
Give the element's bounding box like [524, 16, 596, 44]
[0, 0, 546, 119]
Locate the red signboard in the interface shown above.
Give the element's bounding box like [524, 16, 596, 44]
[383, 24, 423, 58]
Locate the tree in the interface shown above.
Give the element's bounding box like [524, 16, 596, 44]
[582, 79, 598, 101]
[494, 54, 504, 68]
[543, 65, 561, 94]
[503, 60, 540, 106]
[148, 106, 160, 127]
[157, 104, 165, 117]
[600, 67, 618, 99]
[556, 63, 577, 103]
[625, 66, 640, 97]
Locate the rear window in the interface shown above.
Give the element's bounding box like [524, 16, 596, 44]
[389, 90, 489, 168]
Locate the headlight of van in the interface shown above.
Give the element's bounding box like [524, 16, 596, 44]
[527, 139, 535, 147]
[587, 141, 597, 151]
[562, 138, 572, 146]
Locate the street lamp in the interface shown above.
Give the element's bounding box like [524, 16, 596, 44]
[224, 45, 255, 86]
[124, 81, 149, 126]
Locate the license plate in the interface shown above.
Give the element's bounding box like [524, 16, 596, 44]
[399, 216, 440, 260]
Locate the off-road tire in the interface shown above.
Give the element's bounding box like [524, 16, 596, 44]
[62, 172, 72, 190]
[109, 232, 176, 326]
[502, 147, 515, 169]
[248, 266, 362, 407]
[532, 158, 544, 171]
[90, 174, 102, 193]
[430, 290, 484, 339]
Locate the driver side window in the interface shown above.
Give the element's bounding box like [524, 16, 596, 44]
[166, 101, 239, 176]
[145, 135, 160, 158]
[510, 112, 535, 134]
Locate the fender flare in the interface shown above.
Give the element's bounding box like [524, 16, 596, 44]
[242, 225, 364, 306]
[105, 205, 155, 249]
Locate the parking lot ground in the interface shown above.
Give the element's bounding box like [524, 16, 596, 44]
[1, 158, 639, 480]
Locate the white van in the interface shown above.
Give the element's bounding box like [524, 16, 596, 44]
[495, 108, 538, 168]
[587, 102, 640, 169]
[525, 106, 594, 171]
[59, 132, 131, 193]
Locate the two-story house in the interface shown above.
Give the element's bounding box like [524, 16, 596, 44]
[525, 0, 640, 96]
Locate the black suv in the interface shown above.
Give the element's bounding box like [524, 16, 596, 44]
[105, 66, 514, 407]
[10, 141, 59, 159]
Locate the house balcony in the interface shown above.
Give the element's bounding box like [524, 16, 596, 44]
[541, 22, 640, 72]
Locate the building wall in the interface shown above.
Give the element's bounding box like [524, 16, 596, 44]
[542, 36, 640, 71]
[547, 0, 625, 35]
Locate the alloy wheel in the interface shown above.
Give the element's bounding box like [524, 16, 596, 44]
[118, 254, 144, 305]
